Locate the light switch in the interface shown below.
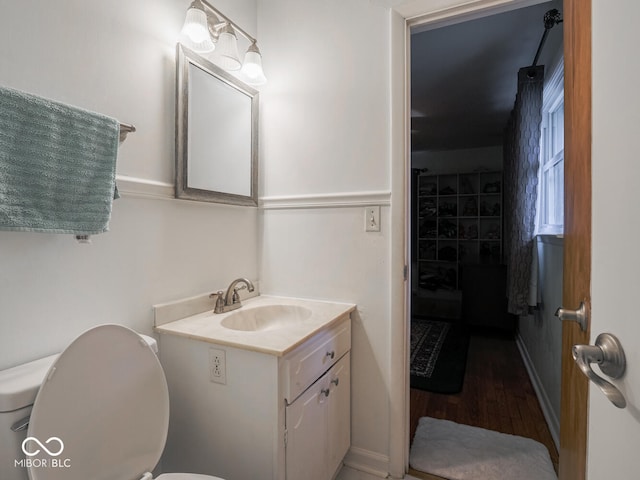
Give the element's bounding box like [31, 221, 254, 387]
[365, 206, 381, 232]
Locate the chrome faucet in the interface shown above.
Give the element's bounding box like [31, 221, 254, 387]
[213, 278, 255, 314]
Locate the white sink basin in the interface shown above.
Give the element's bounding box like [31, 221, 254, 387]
[221, 305, 313, 331]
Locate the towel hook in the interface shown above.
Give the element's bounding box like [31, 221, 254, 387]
[119, 122, 136, 142]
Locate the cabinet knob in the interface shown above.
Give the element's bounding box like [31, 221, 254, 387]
[325, 351, 335, 360]
[321, 388, 331, 397]
[330, 378, 339, 387]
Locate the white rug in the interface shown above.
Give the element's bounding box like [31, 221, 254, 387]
[410, 417, 557, 480]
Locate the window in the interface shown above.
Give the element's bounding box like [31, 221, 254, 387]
[537, 61, 564, 235]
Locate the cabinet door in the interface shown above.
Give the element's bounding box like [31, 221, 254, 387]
[286, 380, 329, 480]
[328, 353, 350, 477]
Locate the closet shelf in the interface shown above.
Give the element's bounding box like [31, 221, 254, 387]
[416, 171, 503, 292]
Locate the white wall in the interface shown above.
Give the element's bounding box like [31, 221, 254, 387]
[517, 236, 563, 446]
[257, 0, 397, 472]
[0, 0, 259, 370]
[257, 1, 390, 197]
[412, 145, 503, 173]
[589, 0, 640, 477]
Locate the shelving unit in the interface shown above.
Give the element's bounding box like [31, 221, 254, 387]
[416, 171, 503, 295]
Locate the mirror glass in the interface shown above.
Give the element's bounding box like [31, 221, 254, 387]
[176, 45, 258, 206]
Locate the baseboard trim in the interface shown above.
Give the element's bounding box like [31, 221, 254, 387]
[515, 332, 560, 449]
[342, 447, 390, 478]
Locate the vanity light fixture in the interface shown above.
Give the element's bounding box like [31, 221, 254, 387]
[180, 0, 267, 85]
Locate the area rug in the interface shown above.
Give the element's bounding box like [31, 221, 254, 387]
[410, 318, 469, 393]
[410, 417, 557, 480]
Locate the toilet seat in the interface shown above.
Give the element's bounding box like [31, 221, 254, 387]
[26, 324, 223, 480]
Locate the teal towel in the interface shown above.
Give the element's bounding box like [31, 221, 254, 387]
[0, 85, 120, 235]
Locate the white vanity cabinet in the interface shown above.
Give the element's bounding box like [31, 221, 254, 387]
[157, 309, 351, 480]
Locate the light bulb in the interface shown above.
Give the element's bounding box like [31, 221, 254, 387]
[241, 44, 267, 85]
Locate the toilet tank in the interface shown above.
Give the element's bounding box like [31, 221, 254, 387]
[0, 333, 158, 480]
[0, 354, 58, 480]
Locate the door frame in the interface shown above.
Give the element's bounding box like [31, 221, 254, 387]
[390, 0, 590, 477]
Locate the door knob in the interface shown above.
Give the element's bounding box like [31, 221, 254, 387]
[573, 333, 626, 408]
[555, 301, 588, 331]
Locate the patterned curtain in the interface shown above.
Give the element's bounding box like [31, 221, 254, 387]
[503, 65, 543, 316]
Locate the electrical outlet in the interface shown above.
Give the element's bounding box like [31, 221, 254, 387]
[365, 206, 381, 232]
[209, 348, 226, 385]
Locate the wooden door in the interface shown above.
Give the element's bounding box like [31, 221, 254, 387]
[558, 0, 591, 478]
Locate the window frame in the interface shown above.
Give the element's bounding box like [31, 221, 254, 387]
[537, 59, 565, 236]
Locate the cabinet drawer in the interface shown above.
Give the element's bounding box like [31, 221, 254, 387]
[284, 316, 351, 403]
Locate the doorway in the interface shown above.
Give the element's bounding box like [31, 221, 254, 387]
[407, 2, 563, 478]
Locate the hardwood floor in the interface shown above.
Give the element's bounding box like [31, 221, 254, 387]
[409, 330, 559, 479]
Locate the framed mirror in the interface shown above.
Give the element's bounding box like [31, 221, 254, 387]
[176, 44, 258, 206]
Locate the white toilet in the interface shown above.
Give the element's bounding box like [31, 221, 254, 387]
[0, 324, 224, 480]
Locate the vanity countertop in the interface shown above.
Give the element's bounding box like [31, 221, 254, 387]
[154, 295, 355, 356]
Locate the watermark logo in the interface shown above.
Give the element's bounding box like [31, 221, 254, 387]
[15, 436, 71, 469]
[22, 437, 64, 457]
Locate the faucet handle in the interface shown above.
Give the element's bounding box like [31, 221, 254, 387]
[212, 290, 226, 313]
[232, 285, 247, 304]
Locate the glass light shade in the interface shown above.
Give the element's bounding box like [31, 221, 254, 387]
[241, 46, 267, 86]
[182, 7, 208, 43]
[185, 35, 215, 54]
[216, 24, 241, 71]
[181, 5, 215, 53]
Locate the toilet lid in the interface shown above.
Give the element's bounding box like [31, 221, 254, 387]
[26, 325, 169, 480]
